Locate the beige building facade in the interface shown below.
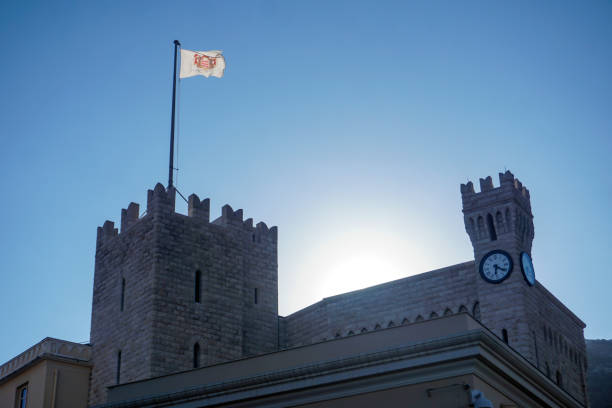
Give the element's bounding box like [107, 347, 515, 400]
[0, 338, 91, 408]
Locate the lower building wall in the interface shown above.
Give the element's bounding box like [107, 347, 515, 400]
[0, 359, 91, 408]
[0, 360, 47, 408]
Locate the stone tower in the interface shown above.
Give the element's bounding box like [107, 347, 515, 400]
[88, 184, 278, 405]
[461, 171, 588, 403]
[461, 170, 537, 361]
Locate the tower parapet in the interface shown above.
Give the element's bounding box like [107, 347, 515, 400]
[461, 171, 532, 215]
[461, 170, 534, 255]
[95, 184, 277, 247]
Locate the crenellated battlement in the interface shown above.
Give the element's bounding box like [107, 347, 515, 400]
[461, 170, 531, 214]
[461, 170, 534, 252]
[96, 183, 277, 246]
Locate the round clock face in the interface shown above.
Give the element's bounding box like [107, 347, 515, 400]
[521, 252, 536, 286]
[479, 250, 513, 283]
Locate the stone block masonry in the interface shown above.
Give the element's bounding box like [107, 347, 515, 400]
[280, 171, 589, 406]
[89, 184, 277, 406]
[88, 172, 589, 407]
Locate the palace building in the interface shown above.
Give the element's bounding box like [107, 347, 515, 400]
[0, 171, 589, 407]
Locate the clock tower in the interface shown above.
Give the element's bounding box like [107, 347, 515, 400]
[461, 170, 538, 362]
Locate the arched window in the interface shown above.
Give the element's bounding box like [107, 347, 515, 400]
[402, 317, 409, 325]
[458, 305, 468, 313]
[374, 324, 381, 330]
[486, 213, 497, 241]
[193, 343, 200, 368]
[195, 270, 201, 303]
[496, 211, 505, 233]
[505, 208, 512, 231]
[556, 370, 563, 387]
[502, 329, 509, 344]
[477, 216, 485, 239]
[545, 362, 550, 377]
[444, 308, 452, 316]
[415, 315, 424, 322]
[429, 311, 438, 319]
[387, 321, 395, 328]
[472, 302, 481, 321]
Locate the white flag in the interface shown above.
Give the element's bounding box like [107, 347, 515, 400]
[180, 49, 226, 79]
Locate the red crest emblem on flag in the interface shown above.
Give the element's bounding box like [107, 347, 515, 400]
[193, 54, 217, 69]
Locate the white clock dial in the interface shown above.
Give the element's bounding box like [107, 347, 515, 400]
[521, 252, 536, 286]
[479, 250, 513, 283]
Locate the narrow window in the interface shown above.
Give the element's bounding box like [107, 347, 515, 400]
[477, 216, 485, 239]
[472, 302, 481, 321]
[505, 208, 512, 231]
[254, 288, 258, 304]
[195, 270, 201, 303]
[16, 383, 28, 408]
[545, 362, 550, 377]
[496, 211, 505, 233]
[533, 331, 540, 368]
[193, 343, 200, 368]
[486, 213, 497, 241]
[120, 278, 125, 312]
[502, 329, 509, 344]
[556, 370, 563, 387]
[116, 350, 122, 384]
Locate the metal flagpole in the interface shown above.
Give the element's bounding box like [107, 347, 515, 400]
[168, 40, 181, 188]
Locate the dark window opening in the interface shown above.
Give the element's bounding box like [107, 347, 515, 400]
[486, 213, 497, 241]
[116, 351, 122, 384]
[556, 370, 563, 387]
[545, 362, 550, 377]
[193, 343, 200, 368]
[16, 383, 28, 408]
[120, 278, 125, 312]
[254, 288, 258, 304]
[502, 329, 509, 344]
[195, 270, 201, 303]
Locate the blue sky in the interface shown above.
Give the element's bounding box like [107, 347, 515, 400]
[1, 1, 611, 364]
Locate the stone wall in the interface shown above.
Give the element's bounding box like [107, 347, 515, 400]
[281, 171, 588, 405]
[89, 184, 277, 405]
[281, 262, 477, 348]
